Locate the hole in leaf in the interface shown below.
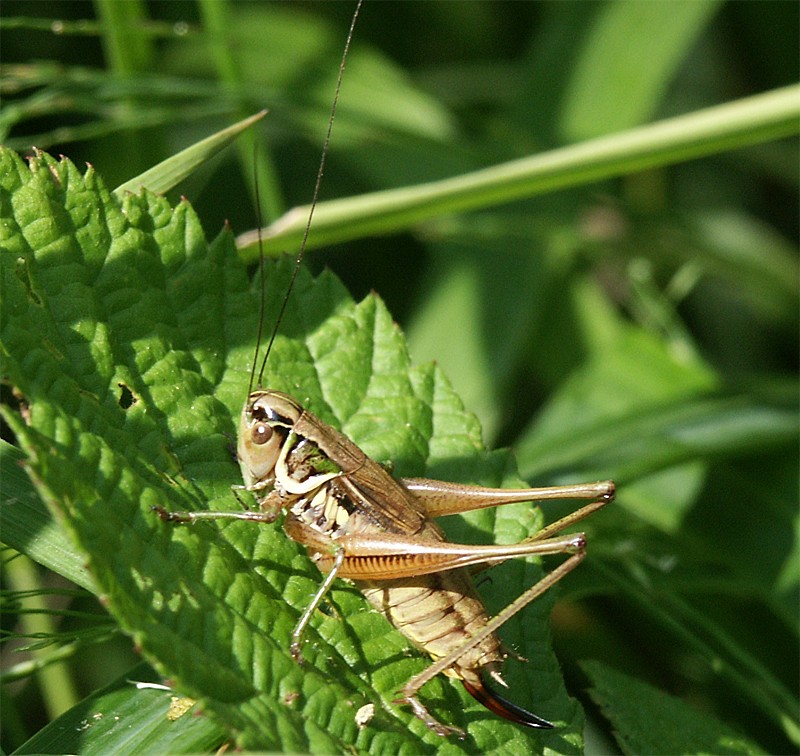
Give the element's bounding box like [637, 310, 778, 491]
[118, 383, 136, 409]
[0, 383, 27, 444]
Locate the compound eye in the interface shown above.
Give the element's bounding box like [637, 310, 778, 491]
[251, 423, 273, 446]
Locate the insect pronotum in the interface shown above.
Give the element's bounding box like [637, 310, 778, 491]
[157, 0, 614, 738]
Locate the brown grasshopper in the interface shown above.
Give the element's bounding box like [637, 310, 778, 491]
[157, 0, 614, 738]
[160, 390, 613, 737]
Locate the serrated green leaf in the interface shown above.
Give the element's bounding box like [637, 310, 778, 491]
[0, 147, 585, 752]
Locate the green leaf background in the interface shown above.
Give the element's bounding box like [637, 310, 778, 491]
[2, 1, 798, 754]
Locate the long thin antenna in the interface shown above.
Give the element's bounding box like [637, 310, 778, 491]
[247, 145, 268, 397]
[254, 0, 363, 389]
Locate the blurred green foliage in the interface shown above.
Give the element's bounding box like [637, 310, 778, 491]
[1, 1, 797, 753]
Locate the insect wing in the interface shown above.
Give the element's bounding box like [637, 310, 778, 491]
[293, 407, 428, 533]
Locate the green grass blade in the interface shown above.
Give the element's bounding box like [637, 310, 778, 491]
[3, 554, 81, 716]
[113, 110, 266, 197]
[93, 0, 153, 172]
[0, 441, 95, 592]
[516, 389, 798, 487]
[94, 0, 152, 76]
[589, 559, 799, 746]
[238, 84, 800, 257]
[560, 0, 724, 139]
[198, 0, 284, 222]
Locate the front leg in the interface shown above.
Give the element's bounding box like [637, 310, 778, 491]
[290, 547, 345, 662]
